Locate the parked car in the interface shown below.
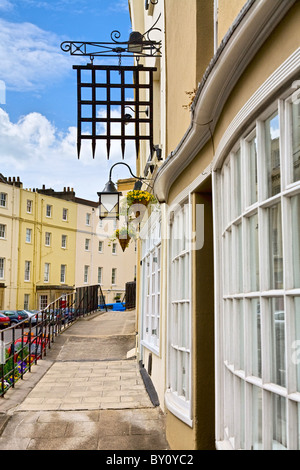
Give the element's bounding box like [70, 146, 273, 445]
[23, 310, 41, 326]
[0, 313, 10, 329]
[8, 332, 50, 361]
[15, 310, 31, 326]
[0, 310, 29, 327]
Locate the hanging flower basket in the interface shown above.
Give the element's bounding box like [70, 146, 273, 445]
[114, 227, 135, 252]
[126, 190, 156, 208]
[125, 190, 157, 219]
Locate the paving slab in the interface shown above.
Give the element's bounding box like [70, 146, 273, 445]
[0, 309, 169, 450]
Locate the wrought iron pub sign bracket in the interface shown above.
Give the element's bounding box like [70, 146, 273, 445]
[60, 17, 161, 159]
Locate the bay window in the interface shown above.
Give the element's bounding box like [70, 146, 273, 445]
[141, 216, 161, 354]
[215, 92, 300, 449]
[166, 202, 192, 426]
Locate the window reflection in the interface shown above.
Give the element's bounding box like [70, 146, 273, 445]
[252, 386, 263, 450]
[270, 298, 286, 387]
[268, 204, 283, 290]
[292, 102, 300, 182]
[291, 194, 300, 288]
[251, 299, 261, 378]
[272, 394, 287, 450]
[265, 112, 280, 198]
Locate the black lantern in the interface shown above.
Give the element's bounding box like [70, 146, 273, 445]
[98, 179, 122, 220]
[127, 31, 144, 54]
[97, 162, 150, 219]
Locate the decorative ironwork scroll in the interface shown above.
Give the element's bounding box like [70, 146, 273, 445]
[61, 15, 161, 63]
[74, 64, 156, 159]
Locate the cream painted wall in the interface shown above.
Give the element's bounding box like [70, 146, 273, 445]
[217, 0, 247, 46]
[164, 0, 214, 155]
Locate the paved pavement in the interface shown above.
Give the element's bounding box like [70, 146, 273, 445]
[0, 309, 169, 451]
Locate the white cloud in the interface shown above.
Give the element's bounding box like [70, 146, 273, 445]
[0, 0, 14, 11]
[0, 18, 73, 92]
[0, 107, 137, 200]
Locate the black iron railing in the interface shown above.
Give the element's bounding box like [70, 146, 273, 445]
[125, 281, 136, 310]
[0, 284, 107, 397]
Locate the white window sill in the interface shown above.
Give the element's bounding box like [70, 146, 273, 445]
[165, 389, 193, 428]
[141, 339, 159, 356]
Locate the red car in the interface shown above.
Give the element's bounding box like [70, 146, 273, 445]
[0, 313, 10, 329]
[9, 332, 50, 361]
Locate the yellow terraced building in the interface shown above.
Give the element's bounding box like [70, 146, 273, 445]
[17, 185, 77, 311]
[0, 175, 136, 311]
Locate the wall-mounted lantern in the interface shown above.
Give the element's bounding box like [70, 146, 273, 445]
[98, 162, 148, 219]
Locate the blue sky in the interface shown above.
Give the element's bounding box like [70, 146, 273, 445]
[0, 0, 136, 200]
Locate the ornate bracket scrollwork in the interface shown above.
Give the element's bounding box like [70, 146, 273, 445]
[60, 14, 162, 62]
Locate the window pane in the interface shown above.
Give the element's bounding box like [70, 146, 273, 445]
[237, 300, 244, 370]
[248, 136, 258, 205]
[291, 194, 300, 288]
[234, 149, 242, 217]
[236, 224, 243, 293]
[292, 102, 300, 182]
[265, 112, 280, 198]
[270, 297, 286, 387]
[268, 203, 283, 290]
[294, 297, 300, 392]
[249, 214, 259, 292]
[251, 299, 261, 378]
[272, 394, 287, 450]
[252, 385, 262, 450]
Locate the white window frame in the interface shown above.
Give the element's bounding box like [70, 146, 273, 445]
[85, 238, 90, 251]
[26, 199, 32, 213]
[0, 224, 6, 239]
[0, 258, 4, 279]
[25, 228, 32, 243]
[0, 193, 7, 208]
[60, 264, 66, 283]
[140, 215, 161, 355]
[45, 232, 51, 246]
[24, 260, 31, 282]
[111, 268, 117, 285]
[86, 213, 91, 226]
[61, 234, 67, 249]
[39, 295, 48, 310]
[98, 240, 103, 253]
[24, 294, 30, 310]
[84, 265, 89, 284]
[112, 242, 117, 254]
[214, 89, 300, 450]
[62, 208, 68, 221]
[165, 200, 193, 427]
[46, 204, 52, 218]
[44, 263, 50, 283]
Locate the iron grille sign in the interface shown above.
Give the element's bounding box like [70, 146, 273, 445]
[74, 64, 156, 159]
